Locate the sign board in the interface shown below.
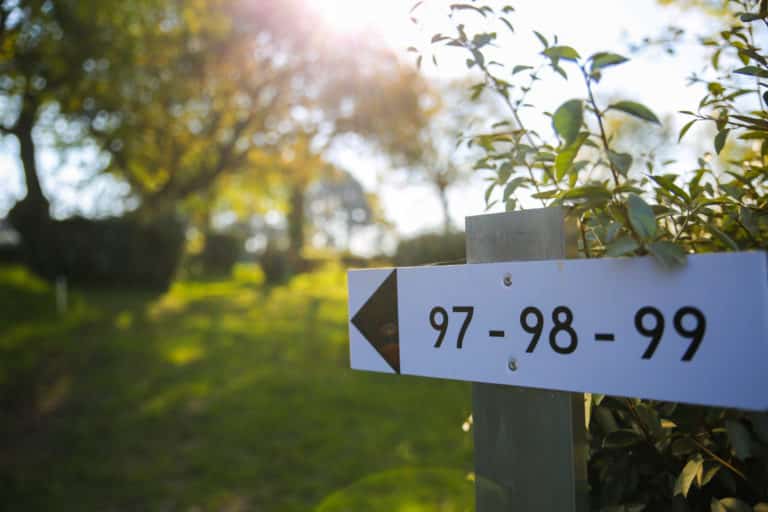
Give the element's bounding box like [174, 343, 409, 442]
[347, 251, 768, 410]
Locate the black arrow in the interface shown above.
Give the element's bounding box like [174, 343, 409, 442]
[351, 270, 400, 373]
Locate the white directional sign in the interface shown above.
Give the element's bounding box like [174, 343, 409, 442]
[347, 251, 768, 410]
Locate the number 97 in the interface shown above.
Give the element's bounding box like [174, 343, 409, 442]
[430, 306, 474, 349]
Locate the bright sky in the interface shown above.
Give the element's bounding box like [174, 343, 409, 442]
[0, 0, 729, 247]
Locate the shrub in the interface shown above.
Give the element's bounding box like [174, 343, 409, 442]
[417, 0, 768, 509]
[393, 231, 466, 267]
[9, 199, 185, 290]
[259, 247, 294, 285]
[199, 232, 243, 276]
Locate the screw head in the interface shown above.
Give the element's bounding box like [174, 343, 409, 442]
[503, 273, 513, 287]
[508, 358, 517, 371]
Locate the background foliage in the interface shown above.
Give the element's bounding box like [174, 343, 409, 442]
[0, 0, 435, 285]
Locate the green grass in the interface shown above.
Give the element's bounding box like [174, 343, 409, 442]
[0, 264, 474, 511]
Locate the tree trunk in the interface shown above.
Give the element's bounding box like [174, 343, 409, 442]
[437, 182, 451, 235]
[8, 100, 51, 250]
[7, 100, 55, 279]
[15, 103, 48, 211]
[287, 183, 305, 260]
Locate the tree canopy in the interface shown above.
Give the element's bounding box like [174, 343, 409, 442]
[0, 0, 433, 216]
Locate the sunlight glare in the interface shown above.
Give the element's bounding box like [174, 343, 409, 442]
[306, 0, 412, 47]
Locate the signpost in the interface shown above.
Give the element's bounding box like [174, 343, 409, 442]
[348, 242, 768, 409]
[346, 208, 768, 510]
[465, 208, 586, 512]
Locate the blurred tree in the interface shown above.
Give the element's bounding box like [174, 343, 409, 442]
[1, 0, 434, 281]
[401, 82, 490, 234]
[0, 0, 191, 288]
[0, 0, 157, 220]
[89, 0, 434, 260]
[91, 1, 293, 215]
[307, 167, 373, 250]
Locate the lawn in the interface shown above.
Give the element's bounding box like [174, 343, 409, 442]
[0, 264, 474, 511]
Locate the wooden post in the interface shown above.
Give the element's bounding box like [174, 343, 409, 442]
[466, 207, 589, 512]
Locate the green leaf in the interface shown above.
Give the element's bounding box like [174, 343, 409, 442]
[584, 393, 592, 429]
[503, 177, 528, 201]
[674, 455, 703, 497]
[650, 175, 690, 203]
[706, 224, 738, 250]
[560, 185, 611, 202]
[512, 64, 533, 75]
[603, 429, 643, 448]
[450, 3, 488, 17]
[732, 114, 768, 130]
[484, 183, 496, 205]
[678, 119, 697, 143]
[734, 65, 768, 78]
[635, 403, 664, 438]
[470, 83, 485, 100]
[608, 101, 661, 125]
[608, 151, 633, 176]
[604, 237, 640, 257]
[594, 405, 618, 433]
[471, 49, 485, 68]
[740, 206, 758, 235]
[726, 419, 753, 460]
[716, 498, 752, 512]
[700, 463, 720, 487]
[714, 129, 730, 155]
[740, 12, 764, 21]
[472, 32, 495, 48]
[500, 17, 514, 33]
[721, 183, 744, 201]
[738, 130, 768, 140]
[712, 48, 722, 69]
[553, 99, 583, 146]
[543, 45, 581, 61]
[589, 52, 628, 71]
[670, 437, 698, 456]
[627, 194, 657, 240]
[531, 188, 560, 199]
[555, 133, 588, 180]
[615, 184, 644, 195]
[533, 30, 548, 48]
[497, 162, 513, 184]
[648, 241, 687, 268]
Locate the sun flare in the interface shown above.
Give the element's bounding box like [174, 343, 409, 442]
[306, 0, 413, 47]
